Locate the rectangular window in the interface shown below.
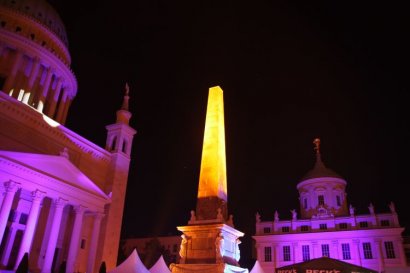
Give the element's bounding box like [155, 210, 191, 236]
[19, 213, 28, 225]
[304, 198, 308, 209]
[263, 227, 271, 233]
[363, 242, 373, 259]
[319, 224, 327, 230]
[339, 223, 348, 229]
[264, 247, 272, 262]
[283, 246, 291, 261]
[301, 225, 309, 232]
[384, 241, 395, 259]
[8, 209, 15, 222]
[321, 244, 330, 257]
[282, 226, 290, 233]
[302, 245, 310, 261]
[381, 220, 390, 226]
[341, 243, 351, 260]
[359, 221, 368, 228]
[318, 195, 325, 206]
[336, 195, 341, 206]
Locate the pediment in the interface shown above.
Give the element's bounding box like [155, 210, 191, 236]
[0, 150, 109, 200]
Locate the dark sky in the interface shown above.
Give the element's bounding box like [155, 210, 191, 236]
[51, 0, 407, 268]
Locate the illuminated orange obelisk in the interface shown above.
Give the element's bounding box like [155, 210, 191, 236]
[170, 86, 248, 273]
[196, 86, 228, 221]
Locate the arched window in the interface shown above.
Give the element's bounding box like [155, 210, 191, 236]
[111, 136, 117, 151]
[336, 195, 341, 206]
[318, 195, 325, 206]
[122, 140, 127, 153]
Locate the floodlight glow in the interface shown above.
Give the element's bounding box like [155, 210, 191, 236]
[197, 86, 227, 201]
[42, 114, 60, 127]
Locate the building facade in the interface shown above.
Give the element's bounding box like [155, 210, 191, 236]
[122, 235, 181, 266]
[0, 0, 136, 272]
[253, 139, 409, 273]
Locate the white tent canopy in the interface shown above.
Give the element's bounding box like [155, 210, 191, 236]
[249, 260, 266, 273]
[149, 255, 171, 273]
[108, 249, 150, 273]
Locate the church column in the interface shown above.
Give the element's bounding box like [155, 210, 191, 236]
[61, 96, 72, 124]
[87, 213, 104, 273]
[37, 67, 54, 112]
[3, 50, 23, 96]
[41, 198, 67, 273]
[66, 205, 85, 273]
[0, 181, 19, 244]
[14, 190, 44, 269]
[0, 226, 17, 266]
[22, 57, 41, 104]
[375, 239, 385, 273]
[46, 77, 63, 118]
[55, 88, 69, 123]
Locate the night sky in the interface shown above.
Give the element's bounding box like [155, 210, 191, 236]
[51, 0, 407, 268]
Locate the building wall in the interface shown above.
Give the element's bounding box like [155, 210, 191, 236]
[254, 211, 407, 273]
[122, 236, 182, 266]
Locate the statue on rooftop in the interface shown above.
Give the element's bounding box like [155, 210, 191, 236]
[190, 210, 196, 222]
[349, 204, 355, 216]
[368, 203, 375, 215]
[256, 212, 261, 223]
[274, 210, 279, 222]
[291, 209, 297, 220]
[389, 201, 396, 213]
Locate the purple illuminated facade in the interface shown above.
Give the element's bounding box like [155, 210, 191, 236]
[253, 139, 410, 273]
[0, 0, 136, 272]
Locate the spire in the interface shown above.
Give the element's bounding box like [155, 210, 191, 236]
[313, 137, 325, 169]
[116, 83, 132, 125]
[121, 83, 130, 111]
[195, 86, 228, 221]
[300, 138, 342, 180]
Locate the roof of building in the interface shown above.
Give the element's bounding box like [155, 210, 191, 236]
[0, 150, 109, 199]
[0, 0, 68, 45]
[300, 153, 343, 181]
[276, 256, 377, 273]
[300, 138, 343, 181]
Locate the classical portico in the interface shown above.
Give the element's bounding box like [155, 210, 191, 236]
[0, 150, 110, 272]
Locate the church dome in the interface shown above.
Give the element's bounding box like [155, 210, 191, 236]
[0, 0, 76, 125]
[0, 0, 68, 46]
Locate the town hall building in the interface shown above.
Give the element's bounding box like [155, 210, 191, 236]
[253, 138, 410, 273]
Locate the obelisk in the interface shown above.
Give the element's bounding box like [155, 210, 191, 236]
[196, 86, 228, 221]
[170, 86, 248, 273]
